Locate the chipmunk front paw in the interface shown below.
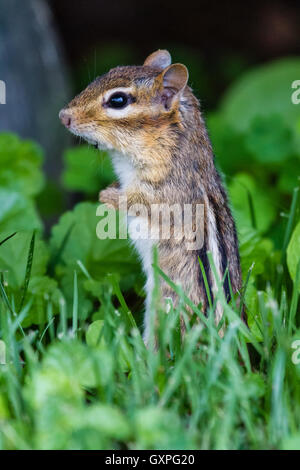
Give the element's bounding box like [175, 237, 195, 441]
[99, 187, 122, 209]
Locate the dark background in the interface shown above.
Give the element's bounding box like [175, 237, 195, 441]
[50, 0, 300, 62]
[1, 0, 300, 166]
[0, 0, 299, 222]
[49, 0, 300, 101]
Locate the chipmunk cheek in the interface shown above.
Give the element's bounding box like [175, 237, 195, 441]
[103, 105, 135, 120]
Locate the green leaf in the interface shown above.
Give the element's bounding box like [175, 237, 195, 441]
[219, 58, 300, 146]
[287, 221, 300, 290]
[229, 173, 277, 233]
[245, 115, 293, 164]
[207, 112, 251, 173]
[0, 394, 9, 419]
[82, 404, 130, 440]
[50, 201, 140, 281]
[239, 226, 274, 278]
[0, 190, 42, 240]
[134, 407, 187, 449]
[86, 320, 105, 349]
[27, 341, 114, 401]
[278, 158, 300, 194]
[49, 202, 140, 323]
[0, 231, 48, 288]
[62, 145, 115, 194]
[0, 133, 45, 197]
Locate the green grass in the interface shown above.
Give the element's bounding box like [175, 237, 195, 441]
[0, 238, 299, 450]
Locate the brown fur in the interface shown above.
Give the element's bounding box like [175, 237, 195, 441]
[60, 50, 242, 340]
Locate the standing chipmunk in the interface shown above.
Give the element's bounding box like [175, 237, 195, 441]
[59, 50, 242, 343]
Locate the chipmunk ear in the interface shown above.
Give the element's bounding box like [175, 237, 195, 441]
[159, 63, 189, 110]
[144, 49, 172, 70]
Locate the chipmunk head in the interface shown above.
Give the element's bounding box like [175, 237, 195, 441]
[59, 50, 189, 166]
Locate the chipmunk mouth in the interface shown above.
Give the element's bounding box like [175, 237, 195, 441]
[72, 129, 99, 149]
[84, 136, 114, 152]
[59, 109, 115, 151]
[85, 137, 99, 148]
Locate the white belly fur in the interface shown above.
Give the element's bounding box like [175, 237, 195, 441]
[205, 195, 223, 325]
[110, 152, 155, 342]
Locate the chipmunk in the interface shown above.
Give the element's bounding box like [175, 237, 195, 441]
[59, 49, 242, 343]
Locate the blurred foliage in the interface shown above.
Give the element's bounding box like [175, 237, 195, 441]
[287, 220, 300, 290]
[0, 51, 299, 450]
[0, 133, 45, 198]
[62, 145, 114, 194]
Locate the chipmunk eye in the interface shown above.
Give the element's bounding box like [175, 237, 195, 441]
[107, 92, 129, 109]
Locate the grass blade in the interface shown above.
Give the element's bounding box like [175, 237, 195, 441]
[0, 275, 14, 315]
[282, 187, 299, 257]
[288, 259, 300, 335]
[109, 274, 137, 329]
[18, 231, 35, 313]
[247, 189, 257, 230]
[72, 270, 78, 337]
[198, 256, 213, 309]
[49, 222, 75, 275]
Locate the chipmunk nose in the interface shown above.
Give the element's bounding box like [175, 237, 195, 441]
[59, 109, 72, 128]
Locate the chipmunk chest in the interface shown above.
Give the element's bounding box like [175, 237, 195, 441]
[110, 152, 155, 271]
[110, 152, 137, 190]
